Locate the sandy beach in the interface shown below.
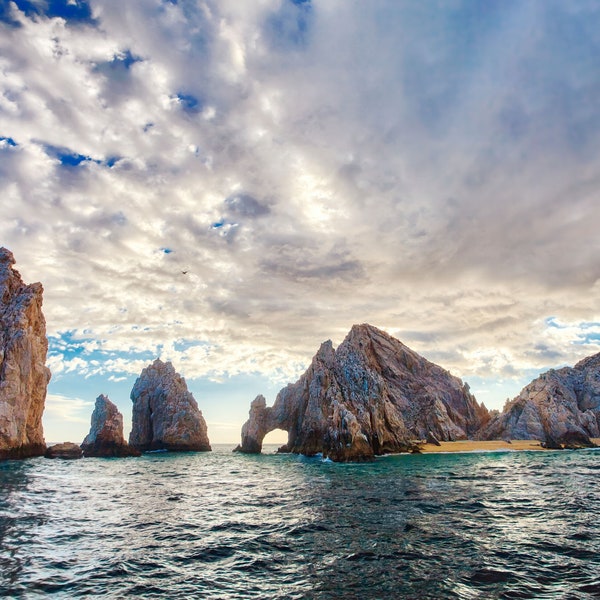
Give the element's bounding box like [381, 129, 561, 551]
[419, 439, 600, 453]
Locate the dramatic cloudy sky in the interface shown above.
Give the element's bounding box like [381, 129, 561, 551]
[1, 0, 599, 443]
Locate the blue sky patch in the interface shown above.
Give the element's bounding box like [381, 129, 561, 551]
[105, 156, 121, 168]
[172, 339, 210, 354]
[0, 136, 17, 146]
[43, 144, 121, 168]
[544, 317, 600, 346]
[44, 144, 97, 166]
[175, 93, 202, 113]
[115, 49, 142, 70]
[48, 330, 156, 371]
[94, 50, 142, 76]
[545, 317, 561, 328]
[1, 0, 96, 26]
[575, 332, 600, 345]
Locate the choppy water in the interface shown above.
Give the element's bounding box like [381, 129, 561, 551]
[1, 445, 600, 599]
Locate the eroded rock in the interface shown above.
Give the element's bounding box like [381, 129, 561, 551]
[237, 324, 488, 461]
[82, 394, 140, 457]
[480, 353, 600, 447]
[0, 248, 51, 460]
[129, 359, 211, 452]
[426, 431, 442, 446]
[45, 442, 83, 460]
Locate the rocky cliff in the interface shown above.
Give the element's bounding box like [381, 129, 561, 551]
[82, 394, 140, 457]
[480, 353, 600, 447]
[236, 324, 489, 461]
[129, 359, 211, 452]
[0, 248, 51, 460]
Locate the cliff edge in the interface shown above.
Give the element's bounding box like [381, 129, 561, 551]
[0, 248, 51, 460]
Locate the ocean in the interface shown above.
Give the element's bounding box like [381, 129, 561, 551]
[1, 445, 599, 599]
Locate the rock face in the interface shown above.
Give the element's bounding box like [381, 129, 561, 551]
[480, 353, 600, 447]
[82, 394, 140, 457]
[45, 442, 83, 460]
[236, 324, 489, 461]
[129, 359, 211, 452]
[0, 248, 51, 460]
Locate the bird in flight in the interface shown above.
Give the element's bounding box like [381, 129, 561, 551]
[181, 270, 189, 275]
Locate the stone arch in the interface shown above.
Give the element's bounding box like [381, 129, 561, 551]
[236, 395, 291, 454]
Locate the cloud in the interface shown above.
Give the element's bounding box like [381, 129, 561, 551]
[1, 0, 599, 423]
[44, 393, 93, 424]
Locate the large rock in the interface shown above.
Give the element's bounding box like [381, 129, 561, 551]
[129, 359, 211, 452]
[0, 248, 51, 460]
[82, 394, 140, 457]
[480, 353, 600, 447]
[236, 324, 489, 461]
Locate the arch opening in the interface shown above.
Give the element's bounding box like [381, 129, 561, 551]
[261, 428, 289, 452]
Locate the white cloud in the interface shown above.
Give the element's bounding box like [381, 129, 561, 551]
[44, 393, 93, 424]
[1, 0, 599, 421]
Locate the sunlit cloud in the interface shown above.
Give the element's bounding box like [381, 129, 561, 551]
[44, 393, 94, 425]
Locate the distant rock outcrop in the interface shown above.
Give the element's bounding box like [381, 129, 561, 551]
[82, 394, 140, 457]
[236, 324, 489, 461]
[0, 248, 51, 460]
[129, 359, 211, 452]
[480, 353, 600, 448]
[45, 442, 83, 460]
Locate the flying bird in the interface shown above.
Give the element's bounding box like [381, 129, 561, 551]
[181, 270, 189, 275]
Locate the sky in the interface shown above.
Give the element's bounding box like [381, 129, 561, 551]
[1, 0, 600, 444]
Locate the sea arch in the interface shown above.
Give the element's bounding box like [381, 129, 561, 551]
[235, 395, 293, 454]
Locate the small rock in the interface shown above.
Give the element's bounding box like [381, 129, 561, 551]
[45, 442, 83, 460]
[560, 430, 597, 450]
[426, 431, 441, 446]
[82, 394, 140, 457]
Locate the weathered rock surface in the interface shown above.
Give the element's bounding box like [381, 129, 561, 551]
[129, 359, 211, 452]
[426, 431, 441, 446]
[44, 442, 83, 460]
[82, 394, 140, 457]
[236, 324, 489, 461]
[480, 353, 600, 447]
[0, 248, 51, 460]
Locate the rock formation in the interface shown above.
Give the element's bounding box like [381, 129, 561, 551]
[0, 248, 51, 460]
[236, 324, 489, 461]
[129, 359, 211, 452]
[44, 442, 83, 460]
[82, 394, 140, 457]
[480, 353, 600, 448]
[426, 431, 442, 446]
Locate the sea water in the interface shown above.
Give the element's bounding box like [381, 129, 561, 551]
[1, 445, 599, 599]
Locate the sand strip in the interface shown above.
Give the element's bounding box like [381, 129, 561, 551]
[420, 440, 546, 453]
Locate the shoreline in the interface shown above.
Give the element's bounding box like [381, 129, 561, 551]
[418, 439, 600, 454]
